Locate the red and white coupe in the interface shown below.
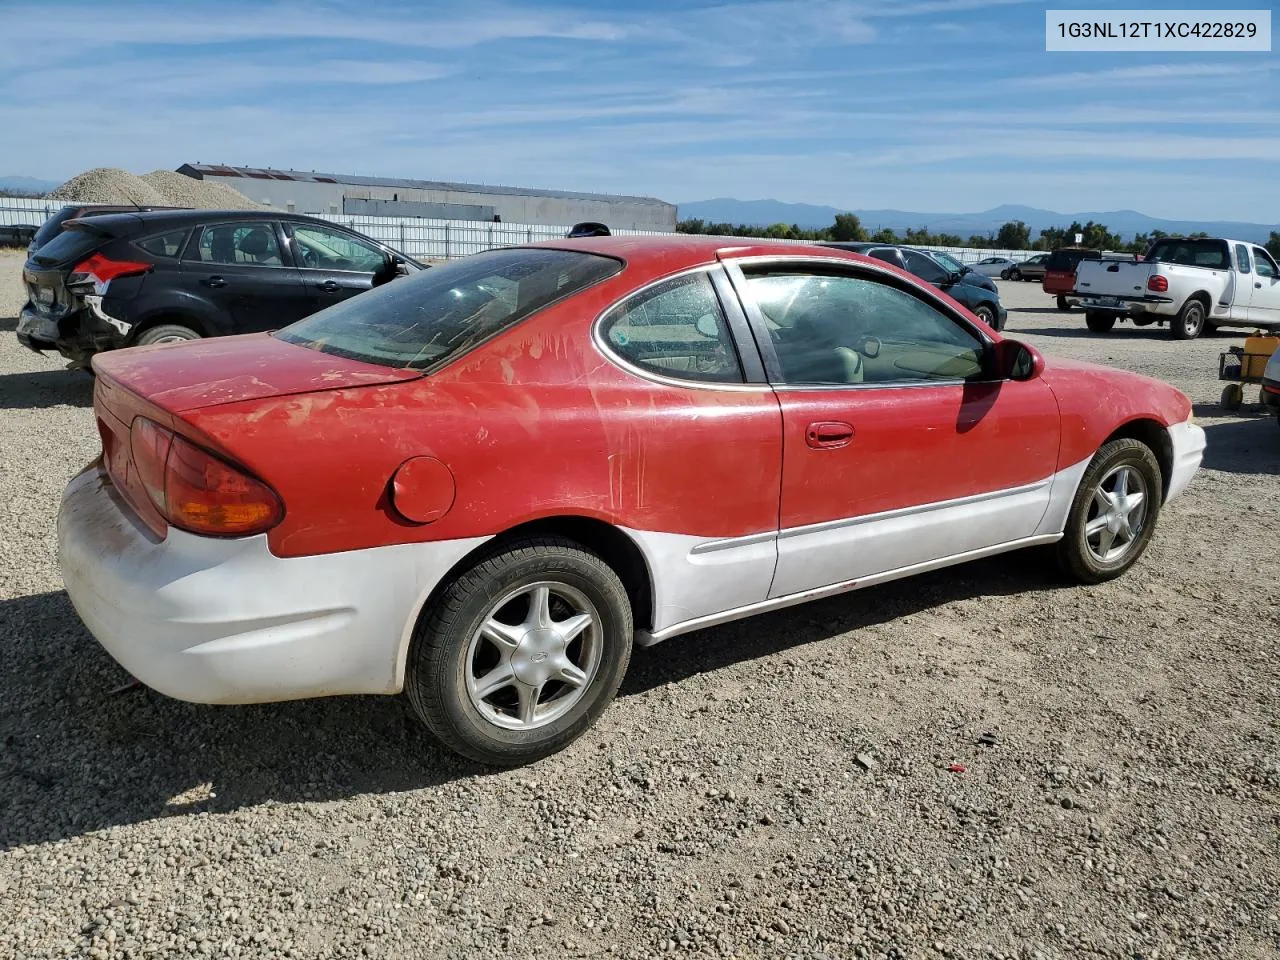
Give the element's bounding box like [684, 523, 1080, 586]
[58, 237, 1205, 765]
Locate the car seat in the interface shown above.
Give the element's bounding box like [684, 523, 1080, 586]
[238, 228, 275, 264]
[209, 230, 237, 264]
[779, 303, 864, 384]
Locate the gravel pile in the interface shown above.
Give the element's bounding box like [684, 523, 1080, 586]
[45, 167, 263, 210]
[0, 265, 1277, 959]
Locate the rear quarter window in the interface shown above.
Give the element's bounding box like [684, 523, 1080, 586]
[277, 247, 622, 370]
[136, 229, 189, 259]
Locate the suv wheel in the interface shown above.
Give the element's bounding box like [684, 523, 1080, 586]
[405, 537, 633, 766]
[135, 324, 201, 346]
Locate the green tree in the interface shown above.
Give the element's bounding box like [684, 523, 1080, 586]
[995, 220, 1031, 250]
[676, 218, 706, 234]
[1266, 231, 1280, 260]
[870, 227, 898, 243]
[829, 213, 867, 242]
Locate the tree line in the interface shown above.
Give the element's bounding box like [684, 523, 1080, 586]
[678, 214, 1280, 259]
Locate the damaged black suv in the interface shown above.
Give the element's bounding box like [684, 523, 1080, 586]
[17, 209, 423, 369]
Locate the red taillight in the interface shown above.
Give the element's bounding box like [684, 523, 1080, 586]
[70, 252, 152, 295]
[1148, 275, 1169, 293]
[127, 418, 282, 537]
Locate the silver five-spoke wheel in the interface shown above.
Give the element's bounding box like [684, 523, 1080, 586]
[1084, 464, 1148, 563]
[465, 581, 602, 731]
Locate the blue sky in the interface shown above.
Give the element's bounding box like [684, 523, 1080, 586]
[0, 0, 1275, 219]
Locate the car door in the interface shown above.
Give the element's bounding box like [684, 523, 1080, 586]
[1248, 246, 1280, 326]
[182, 220, 307, 332]
[725, 259, 1062, 598]
[284, 221, 391, 313]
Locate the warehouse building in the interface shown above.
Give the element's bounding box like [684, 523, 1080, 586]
[176, 164, 676, 231]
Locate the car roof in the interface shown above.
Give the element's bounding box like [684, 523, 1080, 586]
[532, 234, 877, 271]
[65, 208, 345, 231]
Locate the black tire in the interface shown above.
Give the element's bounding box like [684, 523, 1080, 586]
[1170, 299, 1206, 340]
[973, 304, 998, 330]
[1085, 310, 1116, 333]
[1056, 438, 1163, 585]
[1010, 269, 1022, 281]
[1000, 269, 1012, 280]
[1220, 382, 1244, 411]
[134, 323, 202, 346]
[405, 537, 633, 766]
[1056, 296, 1072, 312]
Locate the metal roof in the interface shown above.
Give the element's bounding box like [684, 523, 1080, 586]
[177, 164, 672, 207]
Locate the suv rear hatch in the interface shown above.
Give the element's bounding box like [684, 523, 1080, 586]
[23, 217, 142, 323]
[1043, 248, 1099, 295]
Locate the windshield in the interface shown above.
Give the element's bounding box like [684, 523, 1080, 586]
[276, 247, 621, 370]
[1144, 238, 1229, 269]
[928, 251, 965, 272]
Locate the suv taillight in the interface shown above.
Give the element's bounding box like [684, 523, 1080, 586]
[129, 418, 283, 537]
[69, 252, 152, 295]
[1147, 275, 1169, 293]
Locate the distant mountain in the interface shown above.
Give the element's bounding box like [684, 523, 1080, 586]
[677, 198, 1280, 244]
[0, 175, 59, 195]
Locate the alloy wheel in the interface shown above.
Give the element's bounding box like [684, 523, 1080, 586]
[1084, 464, 1149, 563]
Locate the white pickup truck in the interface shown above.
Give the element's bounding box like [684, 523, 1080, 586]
[1074, 237, 1280, 339]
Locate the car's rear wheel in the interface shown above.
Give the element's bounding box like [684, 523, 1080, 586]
[405, 537, 633, 766]
[1085, 310, 1116, 333]
[1056, 438, 1162, 584]
[134, 323, 201, 346]
[1010, 269, 1022, 281]
[1056, 296, 1072, 311]
[1171, 299, 1206, 340]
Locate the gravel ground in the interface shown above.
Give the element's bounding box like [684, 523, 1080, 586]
[1, 254, 1277, 960]
[46, 168, 262, 209]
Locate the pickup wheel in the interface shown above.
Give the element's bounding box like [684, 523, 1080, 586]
[1056, 438, 1163, 585]
[1056, 296, 1072, 311]
[1085, 310, 1116, 333]
[1170, 299, 1206, 340]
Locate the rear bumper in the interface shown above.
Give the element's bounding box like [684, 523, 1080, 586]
[15, 300, 130, 363]
[1075, 294, 1176, 317]
[1165, 420, 1206, 504]
[15, 304, 60, 353]
[58, 465, 487, 704]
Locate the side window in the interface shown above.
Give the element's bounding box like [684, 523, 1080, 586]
[601, 273, 743, 383]
[745, 271, 986, 386]
[290, 224, 387, 273]
[1253, 248, 1278, 279]
[1235, 244, 1251, 274]
[868, 249, 900, 268]
[901, 250, 948, 284]
[136, 229, 188, 259]
[191, 222, 283, 266]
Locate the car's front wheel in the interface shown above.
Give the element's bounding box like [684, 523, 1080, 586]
[1056, 438, 1162, 584]
[406, 537, 633, 766]
[1010, 269, 1022, 281]
[972, 303, 999, 330]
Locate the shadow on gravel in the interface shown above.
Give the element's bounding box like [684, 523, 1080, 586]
[0, 315, 18, 333]
[0, 550, 1068, 848]
[0, 368, 94, 409]
[1019, 322, 1240, 341]
[1193, 403, 1280, 475]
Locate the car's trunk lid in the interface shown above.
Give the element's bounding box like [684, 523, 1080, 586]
[92, 332, 423, 414]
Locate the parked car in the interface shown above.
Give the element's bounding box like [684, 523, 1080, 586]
[567, 221, 611, 238]
[1263, 347, 1280, 426]
[1075, 237, 1280, 338]
[17, 209, 425, 368]
[972, 256, 1015, 278]
[1009, 254, 1049, 282]
[58, 236, 1204, 766]
[1043, 247, 1102, 310]
[27, 203, 185, 255]
[823, 242, 1006, 330]
[0, 223, 38, 248]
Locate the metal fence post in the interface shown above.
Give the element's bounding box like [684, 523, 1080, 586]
[527, 228, 533, 244]
[487, 224, 494, 250]
[444, 223, 451, 259]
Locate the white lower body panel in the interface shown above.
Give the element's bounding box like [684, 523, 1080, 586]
[57, 466, 488, 704]
[1166, 420, 1206, 503]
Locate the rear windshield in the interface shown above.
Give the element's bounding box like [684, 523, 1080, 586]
[1046, 249, 1100, 271]
[277, 248, 622, 370]
[30, 206, 84, 248]
[28, 224, 107, 266]
[1144, 238, 1230, 269]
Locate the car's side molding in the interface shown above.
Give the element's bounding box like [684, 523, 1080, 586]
[634, 532, 1064, 647]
